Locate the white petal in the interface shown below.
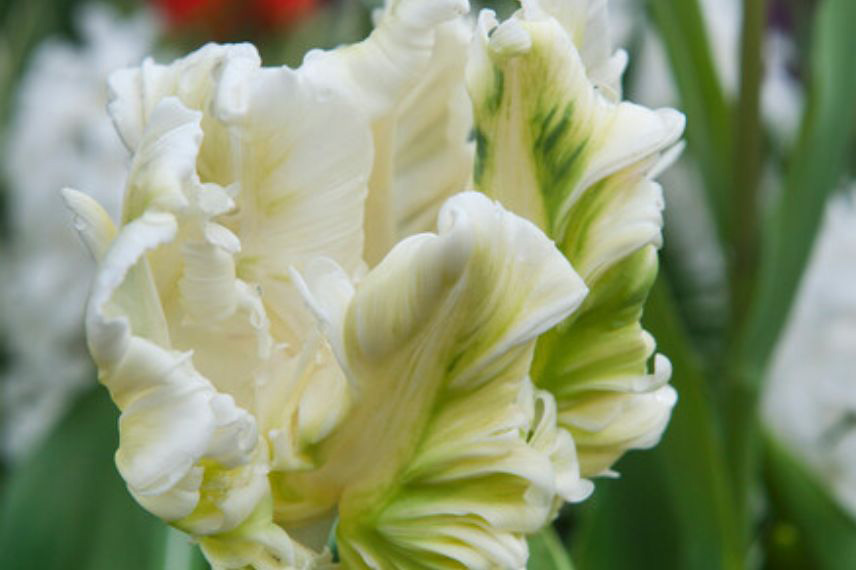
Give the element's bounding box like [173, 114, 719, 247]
[105, 43, 371, 477]
[61, 188, 117, 261]
[86, 211, 175, 366]
[291, 192, 587, 568]
[120, 97, 202, 222]
[217, 63, 373, 285]
[561, 385, 677, 476]
[88, 211, 261, 527]
[108, 44, 260, 153]
[522, 0, 626, 99]
[301, 0, 471, 265]
[469, 6, 681, 478]
[391, 18, 475, 240]
[301, 0, 470, 119]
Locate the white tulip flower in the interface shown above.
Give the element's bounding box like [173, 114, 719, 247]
[65, 0, 682, 566]
[764, 189, 856, 520]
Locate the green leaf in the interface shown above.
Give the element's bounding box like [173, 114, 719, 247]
[728, 0, 767, 325]
[647, 0, 734, 243]
[0, 386, 208, 570]
[528, 526, 575, 570]
[763, 434, 856, 570]
[643, 278, 744, 570]
[570, 451, 682, 570]
[740, 0, 856, 378]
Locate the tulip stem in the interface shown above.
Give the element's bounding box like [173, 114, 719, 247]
[727, 0, 769, 555]
[729, 0, 767, 330]
[648, 0, 734, 246]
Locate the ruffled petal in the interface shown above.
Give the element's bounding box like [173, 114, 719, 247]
[468, 4, 682, 478]
[85, 209, 260, 524]
[75, 84, 316, 570]
[301, 0, 470, 119]
[106, 42, 372, 477]
[61, 187, 118, 261]
[291, 192, 588, 568]
[302, 0, 472, 266]
[521, 0, 627, 99]
[119, 96, 201, 223]
[212, 59, 373, 344]
[560, 384, 677, 475]
[77, 41, 388, 568]
[521, 380, 594, 509]
[108, 43, 260, 157]
[390, 18, 475, 240]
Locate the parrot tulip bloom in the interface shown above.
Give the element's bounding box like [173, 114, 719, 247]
[66, 0, 682, 567]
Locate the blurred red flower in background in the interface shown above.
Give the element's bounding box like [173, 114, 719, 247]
[152, 0, 319, 38]
[256, 0, 318, 27]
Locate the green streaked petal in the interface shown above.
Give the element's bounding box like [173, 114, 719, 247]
[522, 0, 627, 100]
[468, 4, 683, 478]
[291, 192, 588, 568]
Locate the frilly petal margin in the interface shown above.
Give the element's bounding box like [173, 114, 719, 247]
[84, 209, 262, 526]
[107, 43, 260, 155]
[390, 17, 475, 243]
[104, 38, 374, 477]
[301, 0, 472, 266]
[467, 2, 682, 480]
[68, 76, 311, 567]
[521, 0, 628, 100]
[291, 192, 589, 568]
[301, 0, 470, 119]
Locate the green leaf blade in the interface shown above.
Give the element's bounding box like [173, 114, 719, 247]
[0, 387, 207, 570]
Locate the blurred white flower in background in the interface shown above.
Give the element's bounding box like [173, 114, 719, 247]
[761, 30, 803, 149]
[763, 188, 856, 520]
[0, 4, 159, 460]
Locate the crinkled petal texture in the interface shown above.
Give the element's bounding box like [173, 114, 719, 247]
[467, 5, 682, 479]
[303, 0, 473, 265]
[521, 0, 628, 99]
[293, 192, 589, 569]
[389, 18, 475, 243]
[66, 0, 685, 566]
[68, 41, 378, 568]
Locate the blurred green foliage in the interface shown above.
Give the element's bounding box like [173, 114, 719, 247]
[528, 527, 575, 570]
[0, 387, 209, 569]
